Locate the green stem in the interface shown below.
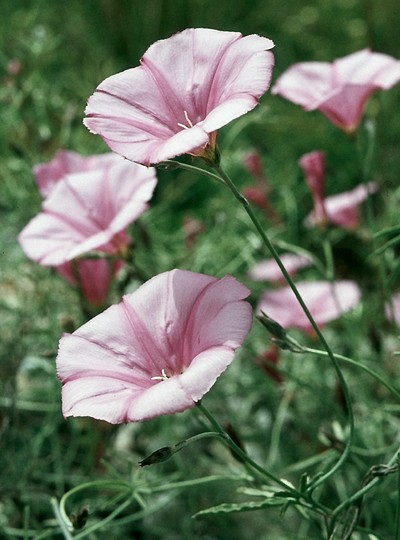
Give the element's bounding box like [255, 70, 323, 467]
[196, 402, 329, 517]
[355, 121, 390, 310]
[304, 347, 400, 400]
[163, 159, 225, 184]
[322, 234, 335, 282]
[396, 454, 400, 540]
[50, 498, 74, 540]
[330, 448, 400, 525]
[213, 163, 354, 492]
[196, 402, 298, 493]
[59, 480, 129, 531]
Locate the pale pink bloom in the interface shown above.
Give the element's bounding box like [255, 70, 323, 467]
[272, 49, 400, 132]
[258, 280, 361, 332]
[57, 259, 124, 308]
[385, 293, 400, 326]
[299, 151, 327, 224]
[18, 157, 157, 266]
[57, 270, 252, 423]
[244, 151, 265, 180]
[249, 253, 312, 282]
[305, 182, 377, 230]
[33, 150, 119, 197]
[8, 59, 21, 76]
[84, 28, 274, 166]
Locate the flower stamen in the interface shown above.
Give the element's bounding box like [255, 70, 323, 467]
[151, 368, 170, 381]
[177, 110, 194, 130]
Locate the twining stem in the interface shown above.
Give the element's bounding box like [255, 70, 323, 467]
[196, 402, 329, 516]
[396, 455, 400, 540]
[51, 498, 74, 540]
[304, 347, 400, 401]
[59, 480, 129, 531]
[329, 447, 400, 530]
[196, 402, 297, 492]
[355, 120, 390, 311]
[212, 163, 354, 492]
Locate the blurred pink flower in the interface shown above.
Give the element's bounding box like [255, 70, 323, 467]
[255, 345, 283, 384]
[57, 270, 252, 423]
[33, 150, 119, 197]
[242, 150, 281, 222]
[272, 49, 400, 132]
[8, 59, 22, 76]
[19, 156, 157, 266]
[249, 253, 312, 282]
[84, 28, 275, 166]
[299, 151, 327, 224]
[244, 151, 265, 180]
[385, 293, 400, 326]
[57, 259, 124, 308]
[305, 182, 377, 230]
[258, 280, 361, 332]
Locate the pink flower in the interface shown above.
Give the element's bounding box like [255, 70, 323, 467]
[257, 280, 361, 332]
[299, 151, 327, 224]
[84, 28, 274, 166]
[249, 253, 312, 282]
[57, 259, 124, 308]
[56, 270, 252, 423]
[18, 156, 157, 266]
[33, 150, 119, 197]
[255, 345, 283, 384]
[305, 182, 377, 230]
[272, 49, 400, 132]
[385, 294, 400, 326]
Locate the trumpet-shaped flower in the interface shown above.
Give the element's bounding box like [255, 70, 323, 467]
[19, 156, 157, 266]
[305, 182, 377, 230]
[56, 270, 253, 423]
[249, 253, 312, 282]
[33, 150, 119, 197]
[258, 280, 361, 332]
[299, 151, 327, 224]
[57, 259, 124, 308]
[84, 28, 275, 166]
[272, 49, 400, 132]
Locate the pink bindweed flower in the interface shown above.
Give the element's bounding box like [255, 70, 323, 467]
[257, 280, 361, 332]
[57, 259, 124, 308]
[299, 151, 327, 225]
[385, 293, 400, 326]
[255, 345, 284, 384]
[56, 269, 253, 423]
[272, 49, 400, 132]
[305, 182, 377, 230]
[33, 150, 120, 198]
[84, 28, 275, 166]
[249, 253, 312, 282]
[18, 156, 157, 266]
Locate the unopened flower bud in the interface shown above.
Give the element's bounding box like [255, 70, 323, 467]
[257, 311, 287, 340]
[139, 446, 175, 467]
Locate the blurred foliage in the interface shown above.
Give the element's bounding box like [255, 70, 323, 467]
[2, 0, 400, 538]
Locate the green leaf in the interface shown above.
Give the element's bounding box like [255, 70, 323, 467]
[192, 498, 287, 518]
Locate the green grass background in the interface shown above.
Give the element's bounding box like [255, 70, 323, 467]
[2, 1, 400, 538]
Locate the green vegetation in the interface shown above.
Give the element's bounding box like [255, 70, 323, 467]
[2, 1, 400, 538]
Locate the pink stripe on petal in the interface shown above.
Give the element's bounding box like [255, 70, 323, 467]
[84, 28, 275, 165]
[57, 270, 252, 423]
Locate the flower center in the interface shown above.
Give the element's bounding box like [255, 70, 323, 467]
[177, 110, 194, 130]
[151, 368, 171, 382]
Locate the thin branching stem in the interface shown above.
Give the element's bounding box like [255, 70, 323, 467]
[304, 347, 400, 400]
[212, 163, 354, 493]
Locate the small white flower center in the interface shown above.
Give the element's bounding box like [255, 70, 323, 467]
[177, 110, 194, 130]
